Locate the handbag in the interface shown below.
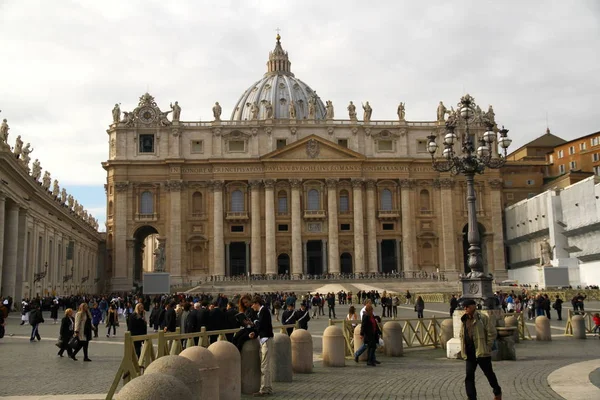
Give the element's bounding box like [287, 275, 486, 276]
[68, 336, 79, 350]
[55, 338, 63, 348]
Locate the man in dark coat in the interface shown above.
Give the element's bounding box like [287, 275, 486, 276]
[250, 295, 274, 396]
[208, 300, 226, 343]
[327, 293, 336, 319]
[29, 303, 44, 341]
[163, 301, 177, 333]
[450, 294, 459, 317]
[294, 302, 310, 330]
[281, 304, 296, 336]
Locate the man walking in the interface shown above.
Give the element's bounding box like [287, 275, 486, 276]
[251, 295, 274, 397]
[460, 299, 502, 400]
[449, 294, 458, 317]
[29, 303, 44, 342]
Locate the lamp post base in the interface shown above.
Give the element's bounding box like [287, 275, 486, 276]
[460, 275, 496, 309]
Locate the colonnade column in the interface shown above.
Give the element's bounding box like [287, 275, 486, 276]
[365, 180, 378, 273]
[167, 180, 183, 281]
[400, 179, 416, 272]
[352, 179, 365, 273]
[290, 179, 303, 276]
[1, 203, 20, 300]
[489, 179, 507, 280]
[264, 180, 276, 276]
[211, 181, 225, 276]
[250, 180, 262, 275]
[0, 193, 6, 291]
[437, 178, 457, 275]
[327, 179, 340, 274]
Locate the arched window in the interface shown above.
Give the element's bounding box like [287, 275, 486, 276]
[231, 190, 244, 212]
[381, 189, 392, 210]
[420, 189, 431, 211]
[192, 192, 203, 213]
[108, 200, 113, 217]
[339, 190, 349, 212]
[277, 190, 288, 213]
[308, 189, 320, 210]
[140, 191, 153, 214]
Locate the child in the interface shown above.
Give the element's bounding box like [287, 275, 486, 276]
[592, 313, 600, 337]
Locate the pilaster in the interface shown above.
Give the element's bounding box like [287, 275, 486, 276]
[166, 180, 184, 282]
[400, 179, 417, 272]
[326, 178, 340, 274]
[489, 179, 507, 280]
[352, 179, 365, 273]
[264, 179, 276, 275]
[211, 180, 225, 276]
[365, 179, 378, 273]
[437, 178, 457, 274]
[112, 181, 131, 290]
[250, 180, 262, 275]
[290, 179, 302, 276]
[1, 203, 20, 300]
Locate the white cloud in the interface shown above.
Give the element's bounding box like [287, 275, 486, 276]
[0, 0, 599, 188]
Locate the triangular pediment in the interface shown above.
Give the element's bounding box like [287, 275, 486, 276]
[262, 135, 365, 161]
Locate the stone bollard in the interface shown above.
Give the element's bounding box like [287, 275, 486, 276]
[504, 315, 519, 343]
[383, 321, 403, 357]
[144, 355, 202, 399]
[322, 325, 345, 367]
[240, 339, 261, 394]
[353, 325, 368, 361]
[440, 319, 453, 350]
[208, 340, 241, 400]
[180, 345, 220, 399]
[273, 333, 293, 382]
[290, 328, 313, 373]
[572, 315, 587, 339]
[535, 316, 551, 341]
[115, 373, 194, 400]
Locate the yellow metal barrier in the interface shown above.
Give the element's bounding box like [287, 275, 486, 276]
[564, 309, 600, 335]
[106, 324, 295, 400]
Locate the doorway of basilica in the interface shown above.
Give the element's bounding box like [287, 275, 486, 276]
[133, 225, 159, 283]
[229, 242, 247, 276]
[306, 240, 323, 275]
[381, 240, 397, 273]
[277, 253, 290, 275]
[340, 252, 353, 274]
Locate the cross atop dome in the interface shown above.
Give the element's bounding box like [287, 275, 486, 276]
[266, 31, 293, 76]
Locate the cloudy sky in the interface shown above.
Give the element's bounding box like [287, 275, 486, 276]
[1, 0, 599, 230]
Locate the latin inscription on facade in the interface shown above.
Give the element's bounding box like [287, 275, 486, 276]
[171, 165, 434, 174]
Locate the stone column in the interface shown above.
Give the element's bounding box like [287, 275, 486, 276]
[396, 239, 402, 272]
[211, 181, 225, 276]
[1, 203, 20, 300]
[167, 180, 184, 282]
[302, 241, 308, 275]
[250, 180, 262, 275]
[264, 180, 276, 276]
[489, 179, 507, 280]
[438, 178, 457, 276]
[113, 182, 130, 291]
[290, 179, 303, 276]
[326, 179, 340, 274]
[0, 193, 6, 292]
[365, 180, 378, 273]
[400, 179, 416, 272]
[376, 240, 382, 273]
[352, 179, 365, 273]
[322, 239, 328, 274]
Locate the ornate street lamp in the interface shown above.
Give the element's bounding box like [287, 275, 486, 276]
[426, 94, 512, 309]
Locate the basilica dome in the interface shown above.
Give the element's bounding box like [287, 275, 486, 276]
[230, 35, 327, 121]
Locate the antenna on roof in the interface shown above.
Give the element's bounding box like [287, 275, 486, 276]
[546, 112, 550, 134]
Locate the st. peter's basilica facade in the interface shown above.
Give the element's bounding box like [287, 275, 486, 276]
[103, 35, 526, 291]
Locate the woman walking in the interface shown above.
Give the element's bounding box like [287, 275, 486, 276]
[359, 304, 381, 366]
[72, 303, 93, 361]
[415, 296, 425, 319]
[57, 308, 75, 358]
[106, 303, 119, 337]
[129, 303, 147, 358]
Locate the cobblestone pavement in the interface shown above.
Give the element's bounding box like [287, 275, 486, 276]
[0, 301, 598, 399]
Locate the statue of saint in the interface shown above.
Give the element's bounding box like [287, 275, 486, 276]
[539, 239, 554, 266]
[42, 171, 51, 190]
[308, 95, 316, 120]
[325, 100, 334, 119]
[347, 101, 357, 120]
[170, 101, 181, 121]
[437, 101, 447, 121]
[60, 188, 67, 204]
[0, 119, 9, 143]
[397, 102, 405, 120]
[52, 180, 60, 197]
[154, 242, 166, 272]
[31, 159, 42, 181]
[112, 104, 120, 124]
[73, 200, 79, 214]
[362, 101, 372, 123]
[288, 100, 296, 119]
[250, 102, 259, 120]
[265, 100, 274, 119]
[21, 143, 33, 167]
[67, 194, 74, 209]
[212, 102, 222, 121]
[485, 104, 496, 125]
[14, 135, 23, 158]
